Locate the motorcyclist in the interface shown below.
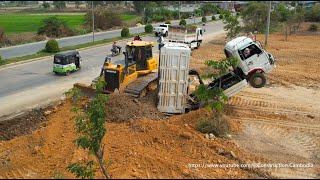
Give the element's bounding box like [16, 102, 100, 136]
[111, 41, 121, 54]
[133, 35, 142, 41]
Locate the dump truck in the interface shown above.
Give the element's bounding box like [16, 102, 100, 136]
[165, 25, 204, 50]
[157, 36, 276, 114]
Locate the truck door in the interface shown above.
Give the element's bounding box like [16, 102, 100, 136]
[238, 44, 266, 74]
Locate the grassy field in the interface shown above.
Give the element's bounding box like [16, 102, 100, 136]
[0, 13, 140, 34]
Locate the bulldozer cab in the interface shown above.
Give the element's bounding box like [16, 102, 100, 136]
[125, 41, 154, 71]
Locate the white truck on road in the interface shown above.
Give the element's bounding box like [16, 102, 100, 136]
[165, 26, 204, 50]
[153, 24, 170, 37]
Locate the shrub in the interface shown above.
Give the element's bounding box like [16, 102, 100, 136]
[212, 15, 216, 21]
[179, 19, 187, 26]
[219, 14, 223, 19]
[121, 27, 130, 37]
[0, 55, 5, 65]
[196, 115, 230, 138]
[38, 16, 74, 38]
[144, 24, 153, 33]
[308, 24, 318, 32]
[202, 16, 207, 23]
[45, 39, 60, 53]
[165, 20, 171, 24]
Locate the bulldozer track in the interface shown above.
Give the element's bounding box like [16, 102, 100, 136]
[228, 105, 320, 118]
[234, 121, 320, 179]
[235, 117, 320, 134]
[0, 165, 38, 179]
[229, 96, 306, 111]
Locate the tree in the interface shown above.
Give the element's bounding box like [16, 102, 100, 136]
[37, 16, 74, 38]
[53, 1, 66, 10]
[305, 4, 320, 22]
[42, 2, 50, 9]
[241, 1, 268, 33]
[222, 11, 241, 40]
[75, 1, 81, 9]
[274, 3, 294, 41]
[66, 79, 110, 179]
[133, 1, 148, 14]
[194, 57, 239, 137]
[84, 8, 122, 30]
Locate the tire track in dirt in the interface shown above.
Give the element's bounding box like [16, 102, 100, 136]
[229, 87, 320, 179]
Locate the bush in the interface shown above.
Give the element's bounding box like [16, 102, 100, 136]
[45, 39, 60, 53]
[219, 14, 223, 19]
[121, 27, 130, 37]
[179, 19, 187, 26]
[196, 115, 230, 138]
[38, 16, 74, 38]
[212, 15, 216, 21]
[202, 16, 207, 23]
[308, 24, 318, 32]
[165, 20, 171, 24]
[144, 24, 153, 33]
[0, 56, 5, 65]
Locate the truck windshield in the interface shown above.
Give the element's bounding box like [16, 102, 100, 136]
[159, 25, 167, 27]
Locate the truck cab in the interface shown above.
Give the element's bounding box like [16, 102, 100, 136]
[224, 36, 276, 88]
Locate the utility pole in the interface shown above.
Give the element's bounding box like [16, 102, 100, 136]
[265, 1, 271, 46]
[193, 1, 196, 24]
[178, 1, 181, 20]
[92, 1, 95, 43]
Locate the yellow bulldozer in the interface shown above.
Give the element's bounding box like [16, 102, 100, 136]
[75, 40, 159, 97]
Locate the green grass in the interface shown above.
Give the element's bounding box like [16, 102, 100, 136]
[0, 14, 85, 34]
[1, 32, 149, 65]
[0, 13, 140, 34]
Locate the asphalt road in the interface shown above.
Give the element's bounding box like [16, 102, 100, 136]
[0, 20, 224, 119]
[0, 15, 215, 59]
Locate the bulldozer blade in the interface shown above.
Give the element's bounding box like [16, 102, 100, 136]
[74, 83, 97, 97]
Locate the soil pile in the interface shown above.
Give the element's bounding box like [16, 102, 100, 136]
[105, 91, 166, 122]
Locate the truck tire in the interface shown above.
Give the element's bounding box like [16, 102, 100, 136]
[164, 31, 168, 37]
[249, 72, 266, 88]
[155, 32, 158, 37]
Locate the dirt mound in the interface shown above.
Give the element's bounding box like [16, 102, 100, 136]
[0, 101, 64, 141]
[105, 91, 166, 122]
[0, 97, 269, 179]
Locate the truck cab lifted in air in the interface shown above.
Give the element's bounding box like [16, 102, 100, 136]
[224, 36, 276, 88]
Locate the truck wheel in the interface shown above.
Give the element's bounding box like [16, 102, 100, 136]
[249, 73, 266, 88]
[164, 31, 168, 37]
[155, 32, 158, 37]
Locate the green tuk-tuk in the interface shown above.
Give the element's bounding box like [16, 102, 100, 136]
[53, 50, 81, 75]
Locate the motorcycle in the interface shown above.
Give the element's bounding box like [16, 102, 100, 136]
[111, 46, 122, 57]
